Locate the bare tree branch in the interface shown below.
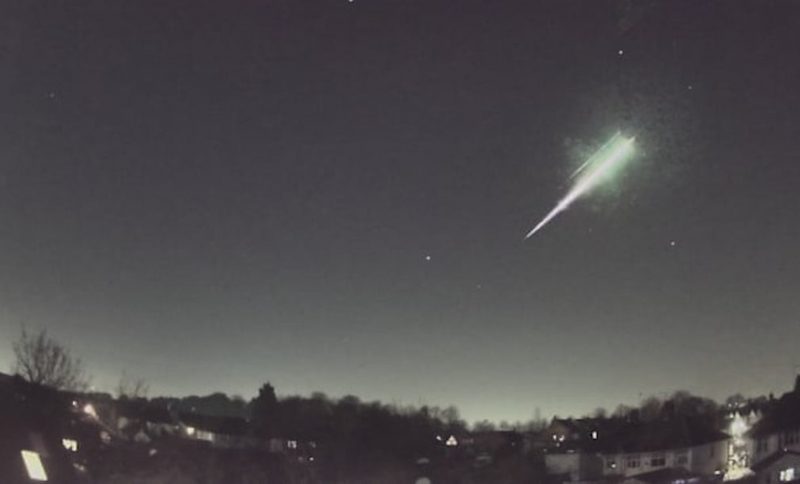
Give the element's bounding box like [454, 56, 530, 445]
[116, 371, 149, 399]
[12, 328, 90, 392]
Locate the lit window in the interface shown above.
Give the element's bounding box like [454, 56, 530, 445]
[21, 450, 48, 481]
[592, 431, 598, 440]
[61, 438, 78, 452]
[780, 468, 795, 482]
[446, 435, 458, 447]
[607, 459, 617, 469]
[288, 440, 298, 449]
[185, 426, 196, 436]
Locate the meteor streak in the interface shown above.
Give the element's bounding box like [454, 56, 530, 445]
[525, 133, 635, 239]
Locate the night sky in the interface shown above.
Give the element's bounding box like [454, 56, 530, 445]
[2, 0, 800, 423]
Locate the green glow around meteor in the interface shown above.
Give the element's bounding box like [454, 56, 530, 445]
[525, 133, 635, 239]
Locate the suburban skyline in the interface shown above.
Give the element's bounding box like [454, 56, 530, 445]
[2, 0, 799, 423]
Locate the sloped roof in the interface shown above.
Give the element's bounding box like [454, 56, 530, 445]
[179, 412, 249, 436]
[116, 400, 175, 424]
[550, 417, 728, 454]
[750, 449, 800, 472]
[606, 418, 729, 453]
[748, 391, 800, 438]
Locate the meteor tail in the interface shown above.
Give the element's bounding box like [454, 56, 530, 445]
[568, 133, 622, 179]
[525, 133, 634, 240]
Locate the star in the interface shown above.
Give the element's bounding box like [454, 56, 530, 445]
[424, 255, 431, 261]
[617, 49, 624, 56]
[669, 240, 677, 247]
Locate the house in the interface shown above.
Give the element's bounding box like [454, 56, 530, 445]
[0, 373, 81, 483]
[178, 412, 256, 448]
[744, 377, 800, 484]
[599, 419, 729, 478]
[114, 400, 181, 441]
[749, 449, 800, 484]
[544, 417, 729, 482]
[544, 417, 628, 453]
[748, 377, 800, 468]
[545, 417, 600, 449]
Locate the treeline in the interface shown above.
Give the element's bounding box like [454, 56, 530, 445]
[145, 383, 467, 441]
[151, 383, 469, 482]
[576, 390, 775, 429]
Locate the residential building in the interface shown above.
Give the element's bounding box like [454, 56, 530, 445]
[750, 450, 800, 484]
[179, 412, 256, 448]
[745, 377, 800, 484]
[748, 378, 800, 468]
[115, 400, 181, 440]
[0, 373, 81, 483]
[544, 417, 729, 482]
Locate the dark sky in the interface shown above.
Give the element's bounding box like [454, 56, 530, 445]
[2, 0, 800, 423]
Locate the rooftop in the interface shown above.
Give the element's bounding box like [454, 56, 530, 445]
[548, 417, 728, 454]
[747, 390, 800, 438]
[749, 449, 800, 472]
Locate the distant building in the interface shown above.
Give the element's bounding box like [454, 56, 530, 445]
[0, 373, 81, 483]
[750, 449, 800, 484]
[115, 399, 181, 440]
[179, 412, 256, 448]
[544, 417, 729, 482]
[746, 376, 800, 484]
[544, 417, 622, 453]
[748, 378, 800, 467]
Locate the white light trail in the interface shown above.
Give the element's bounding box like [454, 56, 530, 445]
[525, 133, 635, 239]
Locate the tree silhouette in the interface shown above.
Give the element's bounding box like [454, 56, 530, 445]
[116, 372, 149, 399]
[12, 328, 90, 391]
[251, 382, 278, 436]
